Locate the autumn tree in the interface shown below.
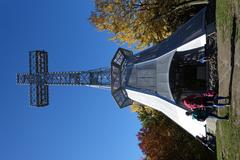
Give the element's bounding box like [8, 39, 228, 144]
[90, 0, 208, 49]
[131, 102, 168, 127]
[137, 121, 215, 160]
[132, 103, 215, 160]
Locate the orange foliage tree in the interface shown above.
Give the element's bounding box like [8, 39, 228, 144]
[133, 103, 215, 160]
[90, 0, 208, 49]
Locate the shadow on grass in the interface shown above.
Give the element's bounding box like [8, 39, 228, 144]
[228, 15, 237, 102]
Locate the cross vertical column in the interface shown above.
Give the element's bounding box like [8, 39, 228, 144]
[29, 51, 49, 106]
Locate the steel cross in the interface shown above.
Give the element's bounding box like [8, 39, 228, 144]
[17, 51, 111, 107]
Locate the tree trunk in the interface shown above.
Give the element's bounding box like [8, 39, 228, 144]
[153, 0, 208, 19]
[172, 0, 209, 11]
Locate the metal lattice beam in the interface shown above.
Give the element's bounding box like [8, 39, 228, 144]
[17, 51, 111, 107]
[17, 69, 111, 86]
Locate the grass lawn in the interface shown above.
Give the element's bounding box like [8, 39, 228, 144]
[216, 0, 240, 159]
[216, 107, 240, 159]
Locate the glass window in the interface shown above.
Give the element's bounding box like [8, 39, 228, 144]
[113, 51, 124, 66]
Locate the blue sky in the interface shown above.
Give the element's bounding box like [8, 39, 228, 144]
[0, 0, 142, 160]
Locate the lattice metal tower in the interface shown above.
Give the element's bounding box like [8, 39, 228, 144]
[17, 8, 217, 150]
[17, 51, 111, 107]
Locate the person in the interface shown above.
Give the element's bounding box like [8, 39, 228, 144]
[185, 107, 229, 121]
[197, 56, 209, 64]
[182, 91, 230, 111]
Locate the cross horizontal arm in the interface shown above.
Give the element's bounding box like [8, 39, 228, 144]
[17, 68, 111, 87]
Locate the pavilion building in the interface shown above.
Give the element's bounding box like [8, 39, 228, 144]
[111, 7, 215, 139]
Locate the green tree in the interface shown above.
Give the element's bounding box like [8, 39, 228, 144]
[90, 0, 208, 49]
[131, 102, 165, 127]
